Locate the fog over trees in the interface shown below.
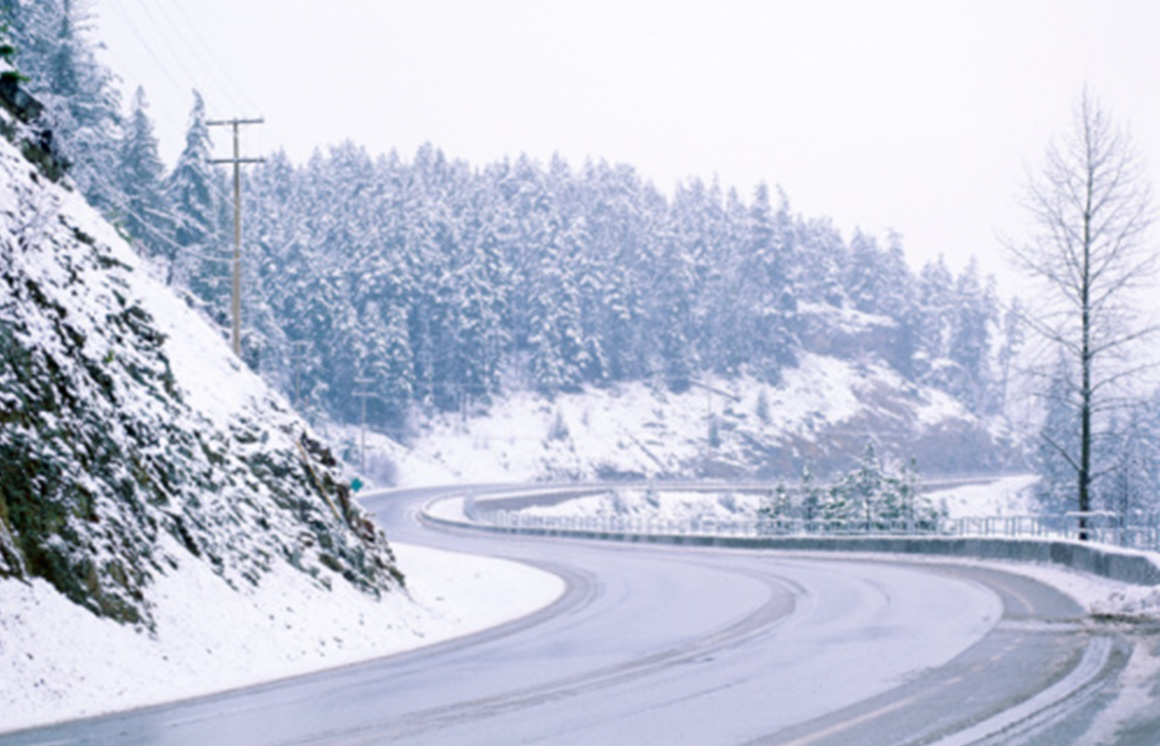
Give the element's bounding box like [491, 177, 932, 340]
[8, 0, 1160, 516]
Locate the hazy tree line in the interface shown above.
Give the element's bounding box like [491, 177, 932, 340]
[10, 1, 1160, 520]
[237, 146, 1014, 432]
[5, 2, 1009, 429]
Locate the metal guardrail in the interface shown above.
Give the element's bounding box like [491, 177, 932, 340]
[469, 509, 1160, 553]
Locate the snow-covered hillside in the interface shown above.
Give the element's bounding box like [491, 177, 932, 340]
[348, 352, 1015, 487]
[0, 95, 571, 734]
[0, 116, 397, 627]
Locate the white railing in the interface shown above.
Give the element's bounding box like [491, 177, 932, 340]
[470, 508, 1160, 552]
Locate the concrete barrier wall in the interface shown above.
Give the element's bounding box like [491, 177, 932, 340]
[428, 499, 1160, 587]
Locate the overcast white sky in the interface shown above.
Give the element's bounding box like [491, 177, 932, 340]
[91, 0, 1160, 294]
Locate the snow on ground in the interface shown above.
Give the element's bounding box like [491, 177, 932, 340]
[6, 140, 275, 437]
[1006, 558, 1160, 620]
[0, 539, 564, 734]
[338, 352, 989, 488]
[929, 475, 1039, 519]
[891, 550, 1160, 621]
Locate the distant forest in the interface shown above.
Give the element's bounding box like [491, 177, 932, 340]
[14, 0, 1160, 519]
[236, 146, 1007, 428]
[5, 1, 1013, 434]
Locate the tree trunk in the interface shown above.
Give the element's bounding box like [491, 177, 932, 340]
[1078, 123, 1094, 541]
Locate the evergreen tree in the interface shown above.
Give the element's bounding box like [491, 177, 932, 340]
[799, 462, 822, 522]
[524, 209, 589, 392]
[1035, 353, 1080, 514]
[166, 90, 226, 292]
[757, 481, 793, 533]
[117, 86, 175, 269]
[1097, 411, 1147, 523]
[914, 256, 954, 372]
[946, 259, 996, 411]
[374, 303, 416, 426]
[995, 298, 1026, 419]
[819, 443, 937, 528]
[820, 442, 887, 524]
[845, 230, 885, 315]
[741, 183, 797, 381]
[8, 0, 122, 211]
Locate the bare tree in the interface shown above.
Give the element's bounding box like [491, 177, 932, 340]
[1007, 89, 1156, 534]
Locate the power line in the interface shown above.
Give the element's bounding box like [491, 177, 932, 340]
[67, 162, 231, 269]
[107, 0, 258, 119]
[100, 0, 261, 209]
[128, 0, 211, 104]
[103, 0, 189, 100]
[138, 0, 251, 115]
[155, 0, 259, 114]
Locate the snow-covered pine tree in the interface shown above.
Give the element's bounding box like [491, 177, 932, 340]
[799, 462, 822, 522]
[116, 86, 176, 270]
[652, 223, 697, 392]
[946, 258, 997, 412]
[794, 216, 849, 308]
[670, 177, 728, 372]
[374, 302, 415, 427]
[817, 443, 936, 529]
[453, 220, 510, 405]
[844, 230, 885, 316]
[820, 441, 886, 524]
[740, 183, 797, 382]
[6, 0, 122, 212]
[1095, 410, 1151, 524]
[247, 150, 313, 386]
[914, 256, 954, 377]
[166, 90, 226, 292]
[995, 298, 1026, 420]
[527, 222, 587, 393]
[1035, 352, 1081, 514]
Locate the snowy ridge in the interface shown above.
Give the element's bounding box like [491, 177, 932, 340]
[350, 353, 1011, 487]
[0, 131, 398, 628]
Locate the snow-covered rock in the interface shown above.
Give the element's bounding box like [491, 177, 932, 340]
[0, 121, 400, 629]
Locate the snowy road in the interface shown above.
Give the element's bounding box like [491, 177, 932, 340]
[4, 486, 1118, 745]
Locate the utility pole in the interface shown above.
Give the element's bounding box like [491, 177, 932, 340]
[352, 376, 377, 474]
[688, 380, 741, 463]
[207, 117, 264, 357]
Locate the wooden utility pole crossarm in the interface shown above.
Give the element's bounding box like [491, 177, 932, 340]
[207, 117, 265, 357]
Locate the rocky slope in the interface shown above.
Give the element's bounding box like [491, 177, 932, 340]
[0, 109, 401, 629]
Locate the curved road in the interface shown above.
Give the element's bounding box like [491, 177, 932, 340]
[2, 486, 1128, 745]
